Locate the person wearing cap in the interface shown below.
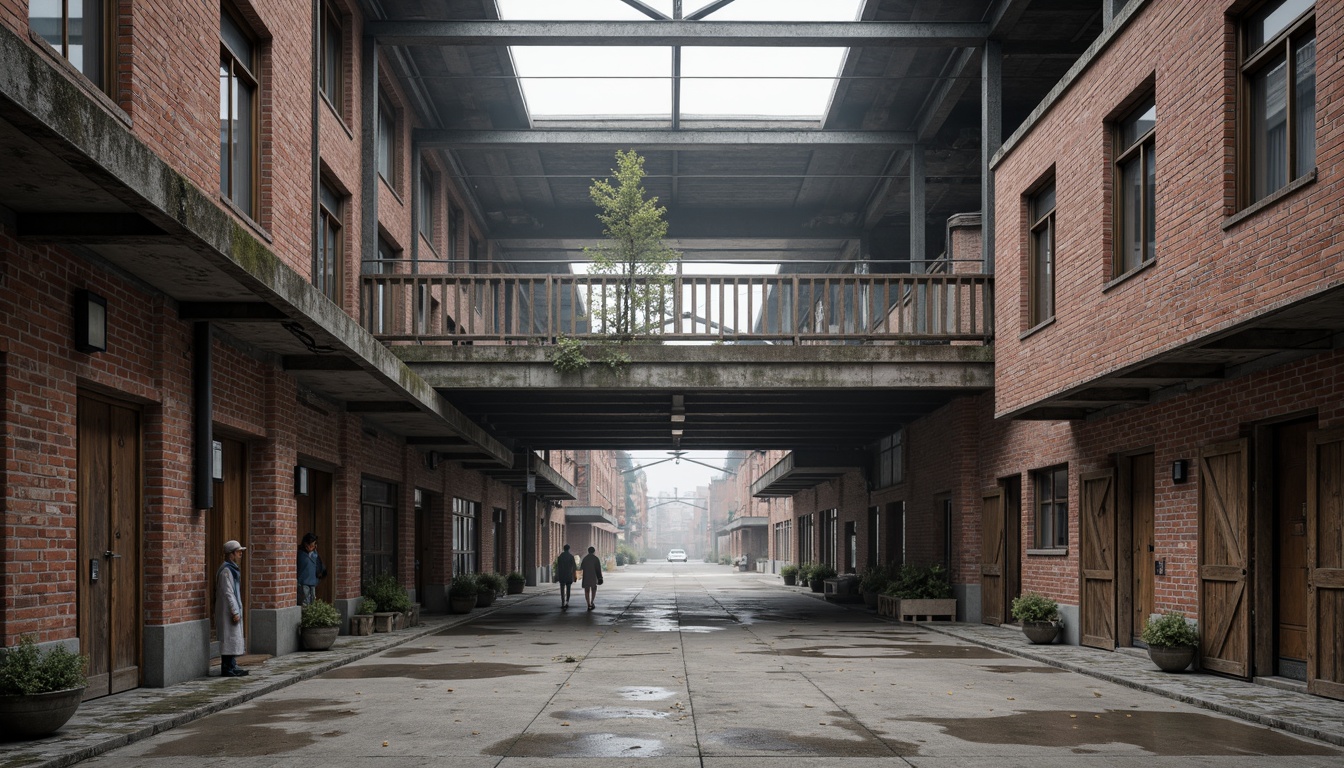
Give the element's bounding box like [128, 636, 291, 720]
[215, 539, 249, 677]
[296, 532, 326, 606]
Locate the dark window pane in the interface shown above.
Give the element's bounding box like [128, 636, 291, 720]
[1250, 59, 1288, 201]
[220, 10, 253, 69]
[1119, 154, 1144, 273]
[1249, 0, 1313, 51]
[1295, 35, 1316, 178]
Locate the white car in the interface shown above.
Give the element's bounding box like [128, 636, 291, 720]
[667, 548, 687, 562]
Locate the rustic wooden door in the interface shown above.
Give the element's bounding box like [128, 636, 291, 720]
[1129, 454, 1155, 645]
[1274, 420, 1311, 678]
[1080, 469, 1117, 650]
[297, 467, 335, 605]
[77, 394, 142, 699]
[981, 490, 1005, 625]
[1199, 439, 1251, 677]
[208, 438, 248, 642]
[1307, 428, 1344, 699]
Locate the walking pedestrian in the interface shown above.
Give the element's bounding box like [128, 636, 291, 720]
[555, 544, 577, 609]
[215, 539, 249, 677]
[297, 532, 326, 606]
[580, 546, 603, 610]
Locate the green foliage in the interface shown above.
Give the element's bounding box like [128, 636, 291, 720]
[780, 564, 800, 579]
[858, 564, 891, 594]
[506, 571, 526, 584]
[809, 564, 838, 581]
[356, 598, 377, 615]
[597, 346, 633, 372]
[449, 573, 479, 599]
[550, 336, 590, 373]
[0, 637, 87, 695]
[1010, 591, 1060, 623]
[1142, 611, 1199, 647]
[615, 543, 639, 566]
[477, 572, 507, 595]
[585, 150, 680, 339]
[365, 572, 413, 614]
[796, 563, 814, 583]
[885, 563, 953, 599]
[300, 599, 342, 629]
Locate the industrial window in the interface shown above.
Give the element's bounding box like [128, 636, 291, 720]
[1027, 181, 1056, 328]
[360, 478, 397, 587]
[30, 0, 108, 93]
[774, 520, 791, 563]
[315, 180, 343, 302]
[820, 509, 838, 568]
[377, 94, 398, 187]
[453, 497, 479, 576]
[419, 169, 436, 244]
[446, 205, 458, 266]
[219, 6, 258, 217]
[872, 429, 904, 489]
[1034, 466, 1069, 549]
[1113, 95, 1156, 276]
[318, 0, 343, 111]
[796, 513, 814, 564]
[1243, 0, 1315, 205]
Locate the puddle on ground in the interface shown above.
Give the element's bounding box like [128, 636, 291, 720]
[436, 625, 520, 636]
[707, 727, 914, 757]
[382, 646, 437, 658]
[618, 686, 678, 701]
[918, 709, 1340, 756]
[142, 699, 356, 757]
[552, 707, 671, 720]
[533, 641, 558, 645]
[486, 732, 667, 757]
[981, 664, 1067, 674]
[760, 644, 1008, 660]
[320, 662, 539, 680]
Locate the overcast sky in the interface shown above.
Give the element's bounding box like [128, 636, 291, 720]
[626, 450, 733, 497]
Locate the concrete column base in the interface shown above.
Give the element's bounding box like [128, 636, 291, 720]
[420, 583, 447, 613]
[956, 584, 982, 624]
[143, 619, 210, 687]
[335, 597, 363, 635]
[249, 606, 300, 657]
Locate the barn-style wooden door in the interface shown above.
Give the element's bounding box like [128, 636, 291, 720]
[981, 490, 1005, 626]
[1307, 428, 1344, 699]
[1199, 439, 1251, 677]
[1080, 470, 1116, 650]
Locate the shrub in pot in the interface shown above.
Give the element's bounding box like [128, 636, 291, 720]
[780, 564, 800, 586]
[0, 636, 87, 738]
[349, 598, 376, 636]
[1011, 592, 1062, 644]
[477, 572, 506, 607]
[449, 573, 478, 614]
[885, 563, 956, 620]
[809, 564, 837, 592]
[299, 599, 342, 651]
[365, 573, 412, 630]
[858, 565, 891, 609]
[1142, 611, 1199, 672]
[506, 571, 526, 595]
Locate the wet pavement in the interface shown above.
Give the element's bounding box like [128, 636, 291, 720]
[4, 562, 1344, 767]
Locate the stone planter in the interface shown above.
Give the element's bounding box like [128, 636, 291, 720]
[404, 604, 420, 627]
[450, 595, 476, 614]
[809, 578, 825, 593]
[1022, 621, 1062, 644]
[301, 625, 339, 651]
[373, 612, 399, 632]
[507, 580, 525, 595]
[0, 686, 86, 738]
[782, 573, 797, 587]
[877, 594, 899, 618]
[476, 590, 497, 608]
[862, 590, 880, 609]
[1148, 644, 1196, 672]
[349, 615, 374, 636]
[898, 598, 956, 622]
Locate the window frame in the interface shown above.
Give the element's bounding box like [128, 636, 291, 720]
[1112, 95, 1156, 279]
[219, 5, 260, 218]
[1033, 466, 1069, 550]
[419, 168, 436, 245]
[377, 93, 399, 189]
[1027, 181, 1057, 330]
[30, 0, 112, 94]
[1240, 0, 1316, 207]
[871, 428, 904, 489]
[452, 497, 480, 576]
[318, 0, 344, 116]
[315, 179, 343, 302]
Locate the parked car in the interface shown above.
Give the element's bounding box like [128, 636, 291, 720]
[667, 548, 687, 562]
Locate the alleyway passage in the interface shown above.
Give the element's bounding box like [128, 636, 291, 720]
[79, 563, 1340, 767]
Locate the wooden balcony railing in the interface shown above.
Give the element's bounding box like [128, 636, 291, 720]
[359, 273, 993, 344]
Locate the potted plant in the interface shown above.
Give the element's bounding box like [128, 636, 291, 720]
[299, 599, 342, 650]
[349, 598, 376, 636]
[1142, 611, 1199, 672]
[449, 573, 478, 614]
[366, 573, 412, 631]
[808, 563, 837, 593]
[0, 636, 87, 738]
[1011, 592, 1062, 644]
[476, 572, 506, 607]
[858, 565, 890, 609]
[506, 571, 526, 595]
[885, 563, 956, 620]
[780, 564, 800, 586]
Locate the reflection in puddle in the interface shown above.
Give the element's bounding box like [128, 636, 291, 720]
[552, 707, 671, 720]
[706, 727, 911, 757]
[142, 699, 356, 757]
[618, 686, 677, 701]
[381, 646, 436, 658]
[485, 733, 667, 757]
[320, 662, 539, 680]
[761, 644, 1008, 660]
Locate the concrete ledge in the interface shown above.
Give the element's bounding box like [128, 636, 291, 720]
[249, 606, 301, 657]
[142, 620, 210, 688]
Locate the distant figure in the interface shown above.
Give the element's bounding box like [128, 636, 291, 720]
[580, 546, 603, 610]
[215, 539, 248, 677]
[297, 532, 327, 606]
[555, 544, 577, 609]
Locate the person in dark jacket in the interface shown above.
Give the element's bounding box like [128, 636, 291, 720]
[555, 544, 577, 609]
[297, 532, 326, 606]
[580, 546, 603, 610]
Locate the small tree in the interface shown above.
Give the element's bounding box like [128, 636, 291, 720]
[585, 149, 680, 340]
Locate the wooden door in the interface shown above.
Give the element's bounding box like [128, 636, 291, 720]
[1274, 420, 1311, 675]
[1199, 439, 1251, 677]
[208, 438, 248, 641]
[1130, 454, 1155, 644]
[1080, 469, 1117, 650]
[981, 490, 1005, 625]
[297, 468, 335, 605]
[77, 395, 141, 700]
[1307, 428, 1344, 699]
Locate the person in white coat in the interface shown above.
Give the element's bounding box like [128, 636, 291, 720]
[215, 539, 248, 677]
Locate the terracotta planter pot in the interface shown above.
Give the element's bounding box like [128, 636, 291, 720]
[1148, 644, 1196, 672]
[1022, 621, 1062, 644]
[301, 625, 339, 651]
[349, 615, 374, 636]
[0, 686, 86, 738]
[809, 578, 825, 593]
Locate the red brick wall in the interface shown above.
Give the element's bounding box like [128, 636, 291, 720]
[992, 0, 1344, 417]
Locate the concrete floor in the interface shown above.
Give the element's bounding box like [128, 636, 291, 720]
[9, 562, 1344, 767]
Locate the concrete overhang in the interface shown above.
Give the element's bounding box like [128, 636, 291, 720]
[752, 450, 865, 498]
[715, 516, 769, 536]
[564, 506, 619, 530]
[459, 453, 576, 501]
[0, 25, 511, 467]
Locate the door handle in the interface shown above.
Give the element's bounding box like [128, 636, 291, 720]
[104, 550, 123, 559]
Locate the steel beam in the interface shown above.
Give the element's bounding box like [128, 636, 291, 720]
[488, 207, 864, 240]
[416, 128, 913, 150]
[367, 20, 989, 48]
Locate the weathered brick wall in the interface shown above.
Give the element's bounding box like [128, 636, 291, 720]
[992, 0, 1344, 417]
